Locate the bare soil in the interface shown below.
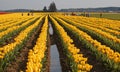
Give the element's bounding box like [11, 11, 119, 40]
[51, 23, 108, 72]
[66, 30, 108, 72]
[4, 21, 50, 72]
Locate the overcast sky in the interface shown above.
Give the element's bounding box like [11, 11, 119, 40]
[0, 0, 120, 10]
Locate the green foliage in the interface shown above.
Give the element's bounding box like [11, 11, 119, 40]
[0, 18, 41, 71]
[0, 18, 39, 46]
[50, 17, 78, 72]
[55, 16, 120, 71]
[48, 2, 57, 12]
[43, 6, 48, 12]
[60, 16, 120, 52]
[90, 13, 120, 20]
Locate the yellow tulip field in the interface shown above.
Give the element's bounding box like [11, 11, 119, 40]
[0, 13, 120, 72]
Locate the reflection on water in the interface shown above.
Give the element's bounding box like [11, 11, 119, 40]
[50, 45, 62, 72]
[49, 23, 53, 35]
[49, 23, 62, 72]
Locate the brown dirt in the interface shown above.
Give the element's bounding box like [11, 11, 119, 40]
[4, 31, 38, 72]
[4, 21, 50, 72]
[43, 34, 51, 72]
[53, 33, 107, 72]
[66, 31, 108, 72]
[0, 18, 37, 47]
[51, 23, 108, 72]
[50, 35, 55, 45]
[0, 36, 16, 47]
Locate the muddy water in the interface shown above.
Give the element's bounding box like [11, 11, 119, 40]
[49, 23, 62, 72]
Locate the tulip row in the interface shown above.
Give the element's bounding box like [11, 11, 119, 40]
[54, 16, 120, 71]
[0, 14, 19, 23]
[67, 16, 120, 37]
[0, 17, 40, 46]
[0, 17, 32, 32]
[26, 16, 48, 72]
[59, 16, 120, 43]
[61, 16, 120, 36]
[0, 16, 45, 71]
[76, 16, 120, 31]
[0, 16, 44, 58]
[0, 14, 33, 25]
[0, 17, 36, 38]
[57, 16, 120, 52]
[50, 16, 92, 72]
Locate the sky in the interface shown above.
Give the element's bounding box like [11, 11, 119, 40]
[0, 0, 120, 10]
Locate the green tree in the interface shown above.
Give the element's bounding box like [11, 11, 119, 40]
[48, 2, 57, 12]
[43, 6, 47, 12]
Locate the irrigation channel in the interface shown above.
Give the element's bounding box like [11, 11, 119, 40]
[49, 23, 62, 72]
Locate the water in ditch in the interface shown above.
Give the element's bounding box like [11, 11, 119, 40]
[49, 23, 62, 72]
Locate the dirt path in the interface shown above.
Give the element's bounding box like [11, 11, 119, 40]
[65, 29, 108, 72]
[4, 21, 43, 72]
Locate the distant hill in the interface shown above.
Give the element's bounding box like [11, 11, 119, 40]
[0, 9, 44, 12]
[2, 9, 33, 12]
[60, 7, 120, 12]
[0, 7, 120, 12]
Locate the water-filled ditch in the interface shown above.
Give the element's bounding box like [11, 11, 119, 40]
[49, 23, 62, 72]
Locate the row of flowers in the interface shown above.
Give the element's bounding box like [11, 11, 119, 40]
[57, 15, 120, 52]
[54, 16, 120, 71]
[0, 16, 45, 71]
[0, 17, 31, 31]
[0, 13, 23, 23]
[0, 16, 44, 58]
[76, 16, 120, 31]
[50, 16, 92, 72]
[0, 17, 37, 39]
[26, 16, 48, 72]
[58, 16, 120, 43]
[67, 16, 120, 36]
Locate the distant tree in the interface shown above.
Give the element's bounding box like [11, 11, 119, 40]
[48, 2, 57, 12]
[43, 6, 47, 12]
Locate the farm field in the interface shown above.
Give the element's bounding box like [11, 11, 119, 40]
[90, 13, 120, 20]
[0, 13, 120, 72]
